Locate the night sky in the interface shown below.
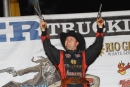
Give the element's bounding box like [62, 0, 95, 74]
[0, 0, 130, 17]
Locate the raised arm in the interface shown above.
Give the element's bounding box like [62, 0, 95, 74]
[40, 20, 60, 65]
[86, 18, 104, 66]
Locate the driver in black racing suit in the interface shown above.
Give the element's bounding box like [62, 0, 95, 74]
[40, 17, 104, 87]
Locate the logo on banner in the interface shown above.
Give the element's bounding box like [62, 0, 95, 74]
[99, 46, 105, 56]
[119, 78, 130, 87]
[0, 56, 60, 87]
[100, 41, 130, 56]
[1, 15, 130, 42]
[117, 61, 130, 75]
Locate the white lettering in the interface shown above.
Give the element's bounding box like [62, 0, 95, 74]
[107, 20, 122, 32]
[76, 22, 91, 34]
[47, 23, 60, 35]
[60, 23, 74, 32]
[122, 19, 130, 31]
[66, 70, 82, 77]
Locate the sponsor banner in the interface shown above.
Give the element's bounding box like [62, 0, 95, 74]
[0, 10, 130, 87]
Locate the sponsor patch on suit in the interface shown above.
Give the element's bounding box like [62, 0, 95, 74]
[65, 54, 71, 58]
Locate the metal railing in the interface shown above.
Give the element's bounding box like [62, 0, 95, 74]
[3, 0, 10, 17]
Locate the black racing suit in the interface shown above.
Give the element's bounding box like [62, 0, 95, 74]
[41, 28, 104, 87]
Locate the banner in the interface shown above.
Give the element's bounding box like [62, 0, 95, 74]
[0, 10, 130, 87]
